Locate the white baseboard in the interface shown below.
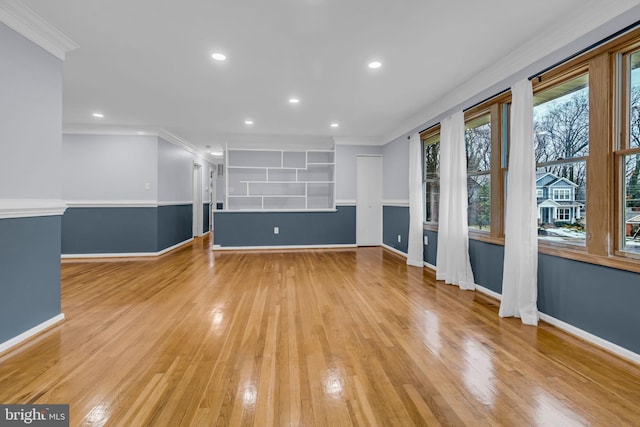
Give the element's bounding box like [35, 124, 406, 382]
[475, 285, 502, 301]
[158, 238, 194, 255]
[0, 313, 65, 355]
[213, 244, 357, 251]
[472, 285, 640, 365]
[423, 261, 437, 271]
[538, 313, 640, 365]
[61, 238, 194, 259]
[381, 244, 408, 258]
[401, 253, 640, 365]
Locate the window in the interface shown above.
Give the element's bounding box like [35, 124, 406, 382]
[553, 188, 571, 200]
[537, 189, 544, 198]
[617, 48, 640, 254]
[423, 132, 440, 223]
[557, 208, 571, 221]
[465, 113, 492, 231]
[534, 73, 588, 246]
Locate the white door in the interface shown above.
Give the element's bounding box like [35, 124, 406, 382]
[356, 155, 383, 246]
[192, 163, 203, 237]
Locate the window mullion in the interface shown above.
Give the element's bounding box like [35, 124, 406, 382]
[587, 53, 612, 256]
[490, 103, 503, 238]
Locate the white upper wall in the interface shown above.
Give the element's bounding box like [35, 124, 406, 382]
[62, 134, 158, 201]
[382, 136, 409, 203]
[158, 137, 213, 204]
[158, 137, 193, 203]
[0, 23, 62, 200]
[335, 145, 384, 202]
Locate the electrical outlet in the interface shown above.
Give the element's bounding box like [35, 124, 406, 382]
[397, 234, 401, 243]
[424, 235, 429, 245]
[274, 226, 279, 235]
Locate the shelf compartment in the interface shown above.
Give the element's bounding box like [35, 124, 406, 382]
[307, 183, 335, 209]
[228, 150, 281, 168]
[227, 168, 266, 195]
[263, 197, 306, 210]
[268, 169, 297, 182]
[298, 164, 335, 182]
[249, 182, 306, 196]
[227, 197, 263, 210]
[283, 151, 306, 168]
[307, 151, 334, 164]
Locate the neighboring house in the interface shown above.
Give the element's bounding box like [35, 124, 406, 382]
[626, 210, 640, 237]
[536, 172, 584, 224]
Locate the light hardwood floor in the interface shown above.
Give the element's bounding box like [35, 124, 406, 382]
[1, 236, 639, 426]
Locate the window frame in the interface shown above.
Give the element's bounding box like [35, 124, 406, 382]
[532, 64, 593, 251]
[614, 41, 640, 260]
[421, 125, 441, 228]
[557, 208, 571, 221]
[552, 188, 572, 201]
[416, 26, 640, 273]
[464, 102, 506, 242]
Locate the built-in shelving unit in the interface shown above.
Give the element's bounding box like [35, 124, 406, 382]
[225, 148, 335, 211]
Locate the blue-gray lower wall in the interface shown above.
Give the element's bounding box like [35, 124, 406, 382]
[213, 206, 356, 247]
[427, 230, 640, 355]
[537, 253, 640, 354]
[157, 204, 192, 251]
[383, 205, 409, 253]
[382, 206, 640, 354]
[0, 216, 62, 344]
[62, 205, 193, 254]
[203, 203, 210, 233]
[383, 205, 436, 264]
[62, 207, 158, 254]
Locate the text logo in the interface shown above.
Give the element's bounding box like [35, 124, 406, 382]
[0, 405, 68, 426]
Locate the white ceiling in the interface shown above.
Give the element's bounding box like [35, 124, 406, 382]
[16, 0, 640, 151]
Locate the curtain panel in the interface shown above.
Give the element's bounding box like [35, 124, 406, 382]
[436, 111, 475, 290]
[499, 79, 539, 326]
[407, 132, 424, 267]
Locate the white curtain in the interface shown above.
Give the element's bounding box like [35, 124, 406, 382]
[436, 111, 475, 290]
[407, 132, 424, 267]
[499, 79, 539, 326]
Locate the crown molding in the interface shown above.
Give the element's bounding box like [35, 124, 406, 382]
[157, 129, 202, 156]
[0, 0, 78, 60]
[63, 127, 157, 137]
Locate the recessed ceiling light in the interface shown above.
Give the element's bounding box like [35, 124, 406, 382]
[244, 119, 254, 125]
[330, 123, 339, 128]
[289, 98, 300, 104]
[137, 131, 145, 135]
[368, 61, 382, 69]
[92, 112, 104, 118]
[210, 149, 224, 156]
[211, 53, 226, 61]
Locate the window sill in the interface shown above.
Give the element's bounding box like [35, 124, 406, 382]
[423, 222, 438, 232]
[540, 245, 640, 274]
[468, 232, 504, 246]
[422, 223, 640, 273]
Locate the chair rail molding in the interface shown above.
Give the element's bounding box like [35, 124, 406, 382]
[0, 199, 67, 219]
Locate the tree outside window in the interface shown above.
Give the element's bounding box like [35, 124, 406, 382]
[465, 114, 492, 231]
[423, 133, 440, 223]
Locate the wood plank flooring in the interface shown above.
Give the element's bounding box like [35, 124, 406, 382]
[1, 236, 640, 426]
